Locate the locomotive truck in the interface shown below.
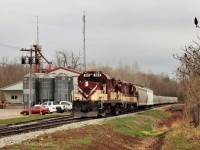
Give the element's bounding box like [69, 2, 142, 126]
[73, 71, 178, 117]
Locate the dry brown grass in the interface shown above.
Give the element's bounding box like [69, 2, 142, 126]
[161, 105, 200, 149]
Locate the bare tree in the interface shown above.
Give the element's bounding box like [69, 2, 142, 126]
[174, 39, 200, 127]
[71, 51, 82, 69]
[52, 50, 83, 70]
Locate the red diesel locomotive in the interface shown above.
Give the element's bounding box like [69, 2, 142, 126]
[73, 71, 160, 117]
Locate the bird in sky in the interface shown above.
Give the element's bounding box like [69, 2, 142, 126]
[194, 17, 198, 28]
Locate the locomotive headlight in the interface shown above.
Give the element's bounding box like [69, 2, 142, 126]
[91, 96, 95, 101]
[85, 81, 88, 87]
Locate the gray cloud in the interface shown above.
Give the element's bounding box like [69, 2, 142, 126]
[0, 0, 200, 78]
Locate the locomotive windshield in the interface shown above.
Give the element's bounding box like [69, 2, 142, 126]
[85, 77, 101, 83]
[78, 72, 102, 83]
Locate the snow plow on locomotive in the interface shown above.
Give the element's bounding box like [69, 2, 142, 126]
[72, 71, 172, 117]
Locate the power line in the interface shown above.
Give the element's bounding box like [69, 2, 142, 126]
[0, 43, 21, 49]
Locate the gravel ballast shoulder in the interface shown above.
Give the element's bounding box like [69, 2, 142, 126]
[0, 113, 136, 148]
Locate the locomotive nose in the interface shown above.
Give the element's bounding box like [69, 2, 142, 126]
[78, 81, 98, 100]
[85, 81, 89, 87]
[84, 87, 91, 95]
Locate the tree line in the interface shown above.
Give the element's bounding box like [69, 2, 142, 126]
[87, 61, 179, 97]
[0, 57, 29, 99]
[0, 50, 181, 101]
[53, 50, 180, 98]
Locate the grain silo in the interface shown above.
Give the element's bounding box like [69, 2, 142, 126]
[39, 74, 54, 103]
[54, 73, 73, 102]
[23, 74, 38, 107]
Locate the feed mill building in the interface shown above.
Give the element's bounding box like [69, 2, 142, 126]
[0, 67, 82, 105]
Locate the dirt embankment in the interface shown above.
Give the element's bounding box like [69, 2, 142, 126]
[70, 105, 185, 150]
[159, 104, 184, 128]
[153, 104, 184, 149]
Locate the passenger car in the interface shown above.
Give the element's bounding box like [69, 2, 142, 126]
[20, 106, 49, 115]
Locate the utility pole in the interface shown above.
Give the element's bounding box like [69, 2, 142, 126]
[21, 48, 39, 116]
[29, 50, 33, 116]
[83, 11, 86, 71]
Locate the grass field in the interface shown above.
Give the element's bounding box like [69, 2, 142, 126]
[102, 109, 169, 136]
[0, 113, 68, 125]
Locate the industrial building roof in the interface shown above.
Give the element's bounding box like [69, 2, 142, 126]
[0, 81, 23, 91]
[48, 67, 82, 77]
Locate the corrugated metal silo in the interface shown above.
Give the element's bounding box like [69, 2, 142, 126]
[54, 73, 73, 102]
[39, 74, 54, 103]
[68, 76, 73, 102]
[23, 74, 38, 107]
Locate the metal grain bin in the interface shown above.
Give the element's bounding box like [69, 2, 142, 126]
[39, 74, 54, 103]
[23, 74, 38, 107]
[54, 73, 73, 102]
[68, 76, 73, 102]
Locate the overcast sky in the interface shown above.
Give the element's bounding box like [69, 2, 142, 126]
[0, 0, 200, 78]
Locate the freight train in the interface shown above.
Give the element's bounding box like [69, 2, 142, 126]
[73, 71, 178, 117]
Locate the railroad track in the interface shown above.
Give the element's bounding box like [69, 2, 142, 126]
[0, 104, 178, 139]
[0, 110, 139, 138]
[0, 115, 91, 138]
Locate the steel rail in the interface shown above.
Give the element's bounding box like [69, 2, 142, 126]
[0, 115, 90, 138]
